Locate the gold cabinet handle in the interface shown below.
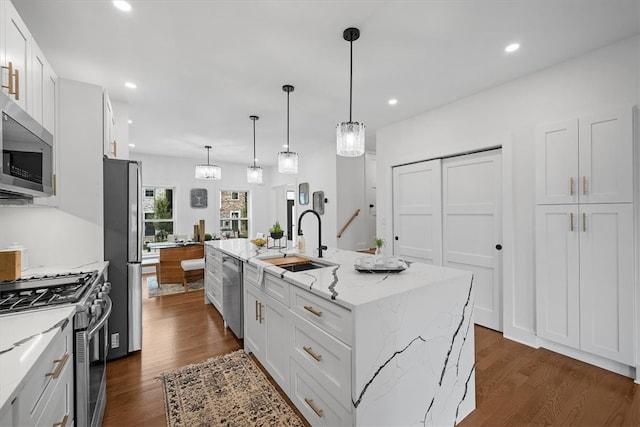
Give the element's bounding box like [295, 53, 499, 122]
[582, 176, 587, 196]
[255, 300, 259, 321]
[111, 140, 117, 157]
[582, 213, 586, 232]
[570, 213, 574, 232]
[304, 397, 324, 417]
[303, 346, 322, 362]
[46, 353, 69, 379]
[53, 415, 69, 427]
[304, 305, 322, 317]
[1, 62, 14, 94]
[569, 177, 575, 196]
[13, 68, 19, 101]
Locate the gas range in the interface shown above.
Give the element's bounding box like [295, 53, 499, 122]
[0, 271, 100, 315]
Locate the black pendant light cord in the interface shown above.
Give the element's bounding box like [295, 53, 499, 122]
[252, 119, 257, 167]
[205, 145, 211, 165]
[286, 90, 290, 153]
[349, 37, 353, 122]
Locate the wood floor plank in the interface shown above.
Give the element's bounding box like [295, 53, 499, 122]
[104, 277, 639, 426]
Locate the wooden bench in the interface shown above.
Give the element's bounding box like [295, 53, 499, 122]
[158, 244, 204, 285]
[180, 258, 205, 291]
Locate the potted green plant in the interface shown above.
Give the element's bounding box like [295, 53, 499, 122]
[270, 221, 284, 239]
[374, 237, 384, 254]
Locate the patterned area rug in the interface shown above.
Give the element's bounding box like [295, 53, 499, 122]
[159, 350, 306, 427]
[147, 277, 204, 298]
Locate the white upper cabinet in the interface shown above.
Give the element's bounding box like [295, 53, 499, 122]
[535, 107, 633, 204]
[578, 107, 633, 204]
[30, 40, 57, 135]
[103, 91, 117, 158]
[1, 0, 31, 111]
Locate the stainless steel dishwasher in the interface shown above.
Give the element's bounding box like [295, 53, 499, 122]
[222, 255, 243, 338]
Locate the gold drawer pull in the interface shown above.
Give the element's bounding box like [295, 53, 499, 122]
[255, 300, 259, 321]
[53, 414, 69, 427]
[570, 213, 574, 231]
[582, 176, 587, 195]
[46, 353, 69, 379]
[303, 346, 322, 362]
[304, 397, 324, 417]
[570, 177, 575, 196]
[13, 68, 19, 101]
[582, 213, 586, 232]
[304, 305, 322, 317]
[1, 62, 14, 95]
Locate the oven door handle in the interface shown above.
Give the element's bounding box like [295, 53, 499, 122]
[88, 294, 112, 339]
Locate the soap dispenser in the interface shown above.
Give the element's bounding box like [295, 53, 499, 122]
[298, 235, 306, 253]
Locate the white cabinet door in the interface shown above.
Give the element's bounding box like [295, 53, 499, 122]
[392, 160, 442, 264]
[103, 91, 116, 158]
[244, 283, 265, 357]
[578, 107, 633, 204]
[535, 205, 580, 348]
[42, 60, 57, 135]
[2, 0, 30, 110]
[30, 41, 44, 124]
[263, 296, 290, 392]
[443, 150, 503, 331]
[535, 119, 579, 205]
[579, 204, 634, 364]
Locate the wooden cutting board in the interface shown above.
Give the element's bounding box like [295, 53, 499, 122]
[262, 256, 310, 268]
[0, 250, 21, 281]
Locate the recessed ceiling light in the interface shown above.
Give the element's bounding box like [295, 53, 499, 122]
[113, 1, 132, 12]
[125, 82, 137, 89]
[128, 143, 135, 148]
[128, 119, 133, 124]
[505, 43, 520, 53]
[388, 98, 398, 105]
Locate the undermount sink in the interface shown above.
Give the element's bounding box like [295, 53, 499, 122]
[259, 254, 335, 272]
[280, 262, 327, 272]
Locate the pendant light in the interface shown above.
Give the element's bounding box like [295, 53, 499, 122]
[194, 145, 221, 180]
[336, 27, 365, 157]
[278, 84, 299, 174]
[247, 115, 263, 184]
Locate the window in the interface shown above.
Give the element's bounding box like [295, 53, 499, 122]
[220, 190, 248, 238]
[143, 187, 175, 251]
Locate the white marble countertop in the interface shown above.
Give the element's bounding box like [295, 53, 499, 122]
[19, 260, 109, 278]
[0, 305, 75, 411]
[208, 240, 471, 309]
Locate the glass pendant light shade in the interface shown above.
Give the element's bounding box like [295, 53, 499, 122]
[247, 165, 263, 183]
[336, 121, 365, 157]
[337, 27, 365, 158]
[278, 150, 298, 174]
[195, 145, 221, 180]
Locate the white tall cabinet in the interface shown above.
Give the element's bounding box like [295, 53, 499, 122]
[535, 106, 635, 367]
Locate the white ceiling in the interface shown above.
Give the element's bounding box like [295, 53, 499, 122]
[13, 0, 640, 166]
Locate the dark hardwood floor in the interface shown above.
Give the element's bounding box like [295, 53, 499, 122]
[104, 275, 640, 426]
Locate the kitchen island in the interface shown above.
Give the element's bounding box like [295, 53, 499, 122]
[208, 240, 475, 426]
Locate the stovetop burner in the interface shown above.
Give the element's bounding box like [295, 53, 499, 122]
[0, 271, 98, 314]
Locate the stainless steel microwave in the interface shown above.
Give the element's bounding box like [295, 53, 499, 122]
[0, 91, 53, 200]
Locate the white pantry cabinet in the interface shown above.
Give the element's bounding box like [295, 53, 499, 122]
[536, 203, 634, 364]
[535, 107, 633, 205]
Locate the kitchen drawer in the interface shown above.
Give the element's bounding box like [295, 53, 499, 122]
[244, 262, 258, 283]
[290, 358, 352, 427]
[290, 286, 352, 345]
[206, 257, 222, 275]
[206, 269, 222, 289]
[35, 350, 74, 427]
[18, 323, 72, 424]
[205, 245, 223, 261]
[290, 312, 351, 409]
[205, 272, 223, 314]
[264, 273, 290, 307]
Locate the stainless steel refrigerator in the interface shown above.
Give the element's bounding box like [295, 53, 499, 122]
[103, 158, 142, 359]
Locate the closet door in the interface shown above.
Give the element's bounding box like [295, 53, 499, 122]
[392, 160, 442, 264]
[535, 205, 580, 348]
[442, 150, 502, 331]
[579, 204, 634, 364]
[578, 107, 633, 204]
[535, 119, 579, 205]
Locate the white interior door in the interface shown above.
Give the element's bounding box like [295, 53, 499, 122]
[392, 160, 442, 264]
[442, 150, 503, 331]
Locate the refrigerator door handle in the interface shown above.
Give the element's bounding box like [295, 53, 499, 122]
[128, 262, 142, 352]
[128, 161, 142, 263]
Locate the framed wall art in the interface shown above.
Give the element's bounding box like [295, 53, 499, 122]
[190, 188, 208, 208]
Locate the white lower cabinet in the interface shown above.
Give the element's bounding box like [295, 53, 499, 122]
[8, 314, 74, 426]
[205, 246, 223, 315]
[536, 203, 634, 365]
[244, 281, 289, 391]
[244, 270, 354, 426]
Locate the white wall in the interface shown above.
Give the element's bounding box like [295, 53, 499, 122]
[269, 143, 337, 257]
[130, 152, 273, 240]
[376, 36, 640, 345]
